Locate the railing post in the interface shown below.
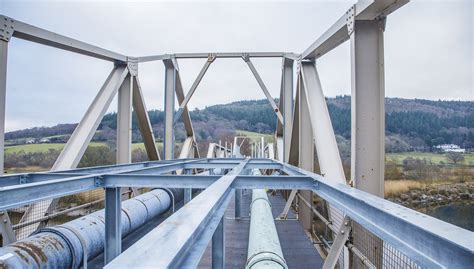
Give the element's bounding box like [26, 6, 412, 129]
[163, 59, 176, 160]
[105, 187, 122, 264]
[183, 169, 192, 204]
[212, 217, 225, 269]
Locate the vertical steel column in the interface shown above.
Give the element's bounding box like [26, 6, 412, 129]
[235, 189, 242, 219]
[212, 217, 225, 269]
[117, 75, 133, 164]
[282, 58, 293, 163]
[350, 19, 385, 197]
[105, 187, 122, 264]
[350, 19, 386, 269]
[163, 59, 176, 160]
[0, 40, 7, 175]
[298, 73, 314, 231]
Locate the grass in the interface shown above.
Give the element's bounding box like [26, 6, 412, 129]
[236, 130, 274, 143]
[386, 152, 474, 165]
[131, 142, 163, 151]
[5, 142, 107, 154]
[385, 180, 426, 198]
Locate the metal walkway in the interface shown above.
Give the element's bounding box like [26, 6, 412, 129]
[1, 0, 474, 268]
[197, 191, 323, 268]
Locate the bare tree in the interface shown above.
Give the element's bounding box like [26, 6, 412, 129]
[446, 152, 464, 164]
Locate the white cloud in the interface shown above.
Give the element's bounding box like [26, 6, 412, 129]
[1, 0, 472, 131]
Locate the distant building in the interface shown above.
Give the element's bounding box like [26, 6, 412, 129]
[39, 138, 51, 143]
[26, 139, 36, 144]
[434, 144, 465, 153]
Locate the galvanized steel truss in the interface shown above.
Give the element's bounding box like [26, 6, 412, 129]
[1, 0, 474, 268]
[0, 158, 472, 268]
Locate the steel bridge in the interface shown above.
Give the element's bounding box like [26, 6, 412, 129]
[0, 0, 473, 268]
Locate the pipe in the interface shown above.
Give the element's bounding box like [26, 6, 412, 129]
[0, 188, 182, 268]
[246, 176, 288, 269]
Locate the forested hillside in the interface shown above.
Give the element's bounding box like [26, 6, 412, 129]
[6, 96, 474, 152]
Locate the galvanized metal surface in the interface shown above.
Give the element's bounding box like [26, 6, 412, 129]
[104, 159, 249, 268]
[0, 189, 172, 268]
[198, 190, 323, 269]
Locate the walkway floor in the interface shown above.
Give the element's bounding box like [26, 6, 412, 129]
[197, 190, 324, 268]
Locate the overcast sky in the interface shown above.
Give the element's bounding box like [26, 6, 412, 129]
[1, 0, 473, 132]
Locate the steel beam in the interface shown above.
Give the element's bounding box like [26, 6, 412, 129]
[288, 75, 300, 166]
[301, 0, 408, 59]
[54, 66, 129, 169]
[212, 217, 225, 269]
[1, 159, 472, 269]
[163, 59, 176, 160]
[0, 211, 16, 244]
[300, 61, 346, 183]
[1, 15, 127, 63]
[175, 71, 196, 138]
[0, 40, 7, 175]
[174, 55, 215, 124]
[104, 187, 122, 264]
[17, 66, 128, 236]
[104, 159, 249, 268]
[322, 216, 352, 269]
[282, 58, 293, 163]
[117, 74, 133, 164]
[132, 76, 160, 160]
[0, 175, 98, 210]
[350, 19, 385, 197]
[297, 72, 314, 231]
[242, 55, 284, 124]
[136, 52, 295, 63]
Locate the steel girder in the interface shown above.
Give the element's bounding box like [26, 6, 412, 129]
[132, 76, 160, 160]
[1, 158, 472, 268]
[0, 15, 127, 63]
[301, 0, 408, 59]
[17, 66, 129, 237]
[0, 40, 6, 176]
[350, 19, 386, 197]
[243, 55, 284, 124]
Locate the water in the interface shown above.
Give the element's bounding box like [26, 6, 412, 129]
[421, 202, 474, 231]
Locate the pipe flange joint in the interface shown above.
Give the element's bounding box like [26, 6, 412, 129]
[249, 196, 271, 212]
[246, 251, 288, 269]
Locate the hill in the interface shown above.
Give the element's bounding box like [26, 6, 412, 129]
[5, 96, 474, 153]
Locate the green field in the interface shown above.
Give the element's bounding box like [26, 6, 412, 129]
[236, 130, 274, 143]
[386, 152, 474, 165]
[131, 142, 164, 151]
[5, 142, 107, 154]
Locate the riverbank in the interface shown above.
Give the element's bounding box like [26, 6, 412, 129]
[386, 181, 473, 208]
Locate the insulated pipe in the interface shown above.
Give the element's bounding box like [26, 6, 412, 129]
[0, 189, 182, 268]
[246, 171, 287, 269]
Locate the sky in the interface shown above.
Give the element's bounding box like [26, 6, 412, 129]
[1, 0, 473, 132]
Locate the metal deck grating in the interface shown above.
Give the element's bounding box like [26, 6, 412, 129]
[198, 190, 323, 268]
